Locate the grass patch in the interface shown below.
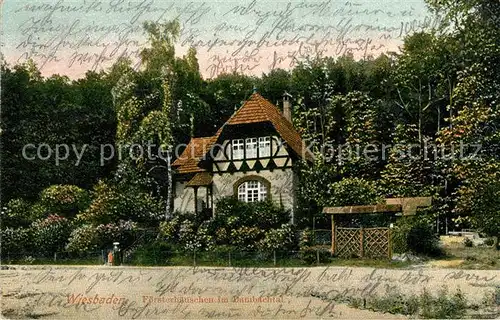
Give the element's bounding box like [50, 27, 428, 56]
[2, 256, 103, 265]
[444, 246, 500, 269]
[346, 287, 469, 319]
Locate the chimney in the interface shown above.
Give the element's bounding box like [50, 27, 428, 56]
[282, 91, 292, 123]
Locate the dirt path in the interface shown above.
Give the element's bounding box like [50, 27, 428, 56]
[1, 265, 499, 319]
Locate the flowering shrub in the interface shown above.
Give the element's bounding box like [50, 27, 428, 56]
[31, 215, 72, 254]
[213, 197, 290, 230]
[1, 199, 33, 228]
[78, 181, 165, 224]
[66, 225, 99, 253]
[66, 220, 138, 253]
[1, 228, 31, 255]
[230, 227, 264, 251]
[214, 227, 229, 244]
[258, 224, 297, 251]
[299, 229, 315, 248]
[162, 199, 292, 251]
[40, 185, 90, 217]
[159, 217, 180, 241]
[95, 220, 138, 248]
[178, 219, 195, 244]
[195, 223, 215, 251]
[251, 201, 290, 229]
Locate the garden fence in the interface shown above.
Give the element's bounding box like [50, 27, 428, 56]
[1, 249, 337, 267]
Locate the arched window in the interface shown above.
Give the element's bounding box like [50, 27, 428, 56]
[237, 180, 268, 202]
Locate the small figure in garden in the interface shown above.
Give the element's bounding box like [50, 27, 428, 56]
[107, 251, 113, 266]
[112, 242, 121, 266]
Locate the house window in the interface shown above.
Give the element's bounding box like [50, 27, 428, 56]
[232, 137, 271, 159]
[246, 138, 257, 158]
[259, 137, 271, 157]
[238, 180, 267, 202]
[232, 139, 244, 160]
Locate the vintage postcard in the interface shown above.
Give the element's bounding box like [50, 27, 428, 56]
[1, 0, 499, 319]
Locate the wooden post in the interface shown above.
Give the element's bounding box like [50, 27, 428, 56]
[194, 187, 199, 214]
[388, 228, 392, 259]
[273, 250, 276, 266]
[331, 215, 336, 254]
[205, 186, 209, 210]
[359, 227, 364, 258]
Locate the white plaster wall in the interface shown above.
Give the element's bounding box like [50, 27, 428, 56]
[173, 181, 209, 213]
[212, 168, 297, 222]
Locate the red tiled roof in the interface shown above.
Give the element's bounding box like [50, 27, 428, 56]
[172, 136, 216, 173]
[186, 172, 213, 187]
[219, 93, 313, 161]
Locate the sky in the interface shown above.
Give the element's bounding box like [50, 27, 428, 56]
[2, 0, 433, 79]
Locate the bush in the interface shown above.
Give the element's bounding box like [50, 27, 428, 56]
[464, 237, 473, 247]
[66, 225, 99, 253]
[66, 220, 138, 253]
[31, 215, 73, 255]
[419, 288, 467, 319]
[40, 185, 90, 217]
[251, 201, 290, 229]
[159, 217, 180, 242]
[162, 198, 292, 251]
[214, 197, 252, 224]
[1, 227, 31, 255]
[78, 181, 165, 224]
[258, 224, 297, 251]
[1, 199, 47, 228]
[352, 287, 468, 318]
[299, 229, 315, 248]
[484, 237, 495, 246]
[213, 197, 290, 229]
[394, 217, 443, 256]
[130, 241, 174, 265]
[230, 227, 264, 251]
[95, 220, 138, 248]
[299, 245, 331, 264]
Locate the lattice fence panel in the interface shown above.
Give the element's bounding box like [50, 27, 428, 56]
[364, 228, 390, 259]
[335, 228, 361, 258]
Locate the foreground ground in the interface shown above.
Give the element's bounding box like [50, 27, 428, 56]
[1, 263, 499, 319]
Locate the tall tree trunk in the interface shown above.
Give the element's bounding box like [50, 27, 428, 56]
[166, 150, 172, 220]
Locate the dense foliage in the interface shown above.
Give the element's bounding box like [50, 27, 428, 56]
[1, 0, 499, 258]
[158, 198, 295, 252]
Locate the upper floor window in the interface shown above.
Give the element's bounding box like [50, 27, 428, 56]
[246, 138, 257, 158]
[259, 137, 271, 157]
[232, 136, 271, 159]
[238, 180, 267, 202]
[232, 139, 244, 160]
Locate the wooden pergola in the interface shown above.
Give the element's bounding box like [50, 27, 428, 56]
[323, 197, 432, 257]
